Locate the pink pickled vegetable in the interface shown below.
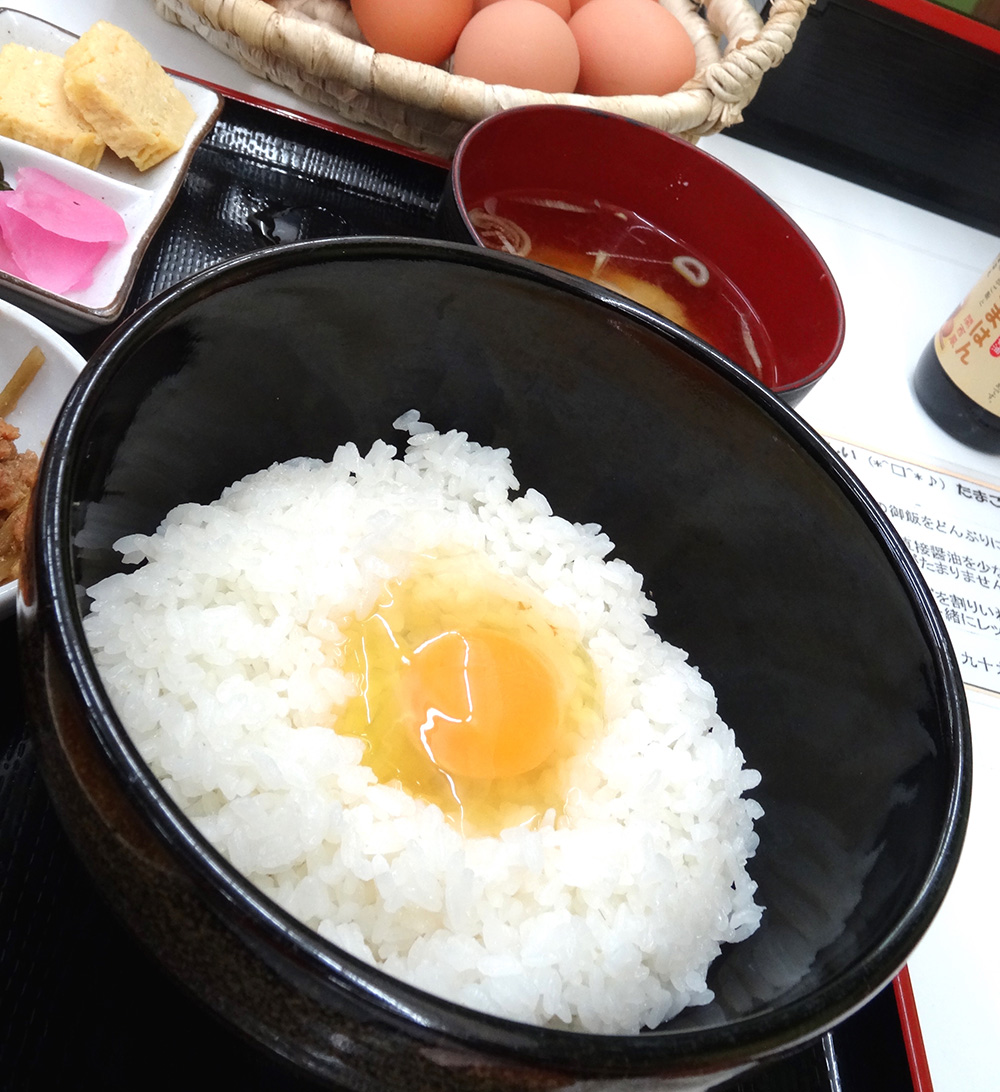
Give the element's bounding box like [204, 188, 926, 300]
[0, 167, 127, 294]
[0, 228, 25, 281]
[4, 169, 127, 243]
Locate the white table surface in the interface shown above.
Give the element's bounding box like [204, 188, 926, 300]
[11, 3, 1000, 1089]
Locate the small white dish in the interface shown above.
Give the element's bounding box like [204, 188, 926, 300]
[0, 7, 222, 332]
[0, 297, 86, 618]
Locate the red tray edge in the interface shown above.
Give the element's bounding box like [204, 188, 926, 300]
[895, 966, 935, 1092]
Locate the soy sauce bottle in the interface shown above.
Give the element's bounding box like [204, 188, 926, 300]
[912, 253, 1000, 453]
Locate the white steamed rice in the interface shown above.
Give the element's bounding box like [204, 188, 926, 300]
[84, 410, 763, 1034]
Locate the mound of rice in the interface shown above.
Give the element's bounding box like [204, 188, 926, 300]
[84, 411, 763, 1034]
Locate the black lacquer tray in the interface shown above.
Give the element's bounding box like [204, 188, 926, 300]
[0, 93, 921, 1092]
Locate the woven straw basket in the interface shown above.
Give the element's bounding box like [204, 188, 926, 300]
[154, 0, 812, 159]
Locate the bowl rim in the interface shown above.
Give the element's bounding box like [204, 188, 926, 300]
[446, 103, 848, 400]
[28, 236, 970, 1076]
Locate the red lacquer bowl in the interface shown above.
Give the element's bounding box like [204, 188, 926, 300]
[439, 105, 845, 407]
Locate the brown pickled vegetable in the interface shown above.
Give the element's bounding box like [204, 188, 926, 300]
[0, 345, 45, 583]
[0, 345, 44, 417]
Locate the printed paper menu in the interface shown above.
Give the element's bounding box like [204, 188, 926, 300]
[826, 438, 1000, 697]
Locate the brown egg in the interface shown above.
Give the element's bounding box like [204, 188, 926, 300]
[569, 0, 696, 96]
[474, 0, 572, 17]
[351, 0, 474, 66]
[568, 0, 656, 11]
[453, 0, 581, 92]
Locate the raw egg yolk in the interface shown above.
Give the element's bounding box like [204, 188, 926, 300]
[333, 556, 602, 833]
[404, 627, 562, 780]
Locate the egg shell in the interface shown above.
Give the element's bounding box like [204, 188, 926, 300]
[569, 0, 697, 97]
[474, 0, 572, 18]
[453, 0, 581, 93]
[568, 0, 657, 10]
[351, 0, 474, 66]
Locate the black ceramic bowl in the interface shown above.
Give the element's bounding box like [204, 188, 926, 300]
[20, 238, 969, 1091]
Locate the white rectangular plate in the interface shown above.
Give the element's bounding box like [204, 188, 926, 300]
[0, 7, 222, 331]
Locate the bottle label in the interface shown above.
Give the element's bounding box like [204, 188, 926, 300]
[934, 252, 1000, 417]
